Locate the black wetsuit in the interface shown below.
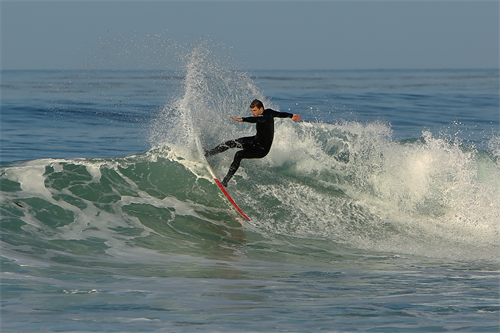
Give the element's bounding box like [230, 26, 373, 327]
[205, 109, 294, 186]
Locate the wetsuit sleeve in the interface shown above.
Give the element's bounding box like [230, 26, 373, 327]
[241, 109, 293, 123]
[241, 116, 266, 123]
[267, 109, 294, 118]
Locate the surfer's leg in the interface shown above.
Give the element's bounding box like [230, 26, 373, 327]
[204, 136, 255, 157]
[221, 150, 245, 186]
[204, 140, 237, 157]
[221, 148, 268, 187]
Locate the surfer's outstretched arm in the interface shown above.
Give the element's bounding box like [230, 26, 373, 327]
[231, 113, 301, 122]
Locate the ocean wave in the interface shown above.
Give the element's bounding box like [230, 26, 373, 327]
[1, 120, 498, 264]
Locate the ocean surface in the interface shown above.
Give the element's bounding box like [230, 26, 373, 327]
[1, 46, 499, 332]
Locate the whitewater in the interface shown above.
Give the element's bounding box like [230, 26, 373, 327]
[1, 44, 499, 332]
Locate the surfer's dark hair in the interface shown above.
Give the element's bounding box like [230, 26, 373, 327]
[250, 99, 264, 109]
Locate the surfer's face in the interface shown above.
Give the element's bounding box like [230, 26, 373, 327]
[251, 106, 264, 117]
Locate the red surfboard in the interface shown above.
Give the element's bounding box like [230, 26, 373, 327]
[204, 162, 251, 222]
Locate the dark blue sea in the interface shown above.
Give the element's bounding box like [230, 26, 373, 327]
[1, 46, 499, 332]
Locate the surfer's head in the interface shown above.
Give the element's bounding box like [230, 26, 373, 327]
[250, 99, 264, 117]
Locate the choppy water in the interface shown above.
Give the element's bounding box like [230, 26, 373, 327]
[1, 45, 499, 332]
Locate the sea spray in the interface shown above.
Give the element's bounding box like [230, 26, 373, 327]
[149, 43, 267, 160]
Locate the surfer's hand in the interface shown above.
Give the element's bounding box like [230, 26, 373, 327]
[292, 114, 302, 122]
[230, 116, 243, 122]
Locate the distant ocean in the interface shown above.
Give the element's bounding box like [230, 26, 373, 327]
[1, 46, 499, 332]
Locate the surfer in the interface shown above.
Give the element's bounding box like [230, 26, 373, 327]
[204, 99, 302, 187]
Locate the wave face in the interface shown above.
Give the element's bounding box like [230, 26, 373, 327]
[1, 150, 245, 265]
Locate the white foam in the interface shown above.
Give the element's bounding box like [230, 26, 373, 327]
[252, 120, 500, 260]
